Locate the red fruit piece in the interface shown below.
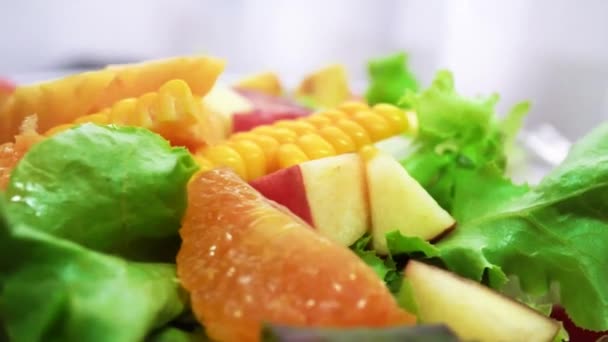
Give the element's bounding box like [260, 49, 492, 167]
[232, 89, 311, 133]
[551, 305, 607, 341]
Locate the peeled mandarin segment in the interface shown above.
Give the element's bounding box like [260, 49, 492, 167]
[277, 143, 309, 169]
[338, 101, 369, 115]
[177, 169, 415, 342]
[304, 114, 332, 129]
[201, 145, 248, 179]
[318, 126, 357, 154]
[296, 133, 336, 160]
[334, 119, 372, 148]
[0, 57, 224, 143]
[228, 140, 267, 181]
[252, 126, 297, 144]
[372, 103, 409, 134]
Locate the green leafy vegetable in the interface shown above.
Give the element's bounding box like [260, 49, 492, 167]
[409, 122, 608, 331]
[350, 235, 394, 281]
[5, 123, 198, 260]
[146, 327, 208, 342]
[0, 201, 187, 342]
[400, 71, 529, 211]
[261, 323, 458, 342]
[386, 231, 440, 258]
[365, 52, 419, 106]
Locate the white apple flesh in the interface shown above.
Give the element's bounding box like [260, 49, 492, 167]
[365, 150, 455, 254]
[405, 261, 560, 342]
[300, 153, 368, 246]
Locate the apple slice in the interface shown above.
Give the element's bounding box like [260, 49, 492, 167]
[364, 148, 454, 254]
[295, 64, 351, 108]
[232, 89, 311, 133]
[248, 166, 314, 227]
[405, 261, 560, 342]
[251, 153, 368, 246]
[373, 135, 415, 161]
[234, 71, 283, 97]
[202, 84, 254, 135]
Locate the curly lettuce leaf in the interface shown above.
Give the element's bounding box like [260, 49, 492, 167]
[400, 71, 529, 211]
[0, 201, 187, 342]
[5, 123, 198, 260]
[365, 52, 419, 106]
[413, 122, 608, 331]
[350, 234, 396, 280]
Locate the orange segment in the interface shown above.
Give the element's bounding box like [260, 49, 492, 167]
[0, 131, 44, 190]
[0, 56, 225, 143]
[177, 169, 414, 342]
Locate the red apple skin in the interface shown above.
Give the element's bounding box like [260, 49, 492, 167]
[249, 166, 315, 227]
[232, 89, 311, 132]
[550, 305, 607, 341]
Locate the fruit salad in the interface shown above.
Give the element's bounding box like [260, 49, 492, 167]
[0, 52, 606, 342]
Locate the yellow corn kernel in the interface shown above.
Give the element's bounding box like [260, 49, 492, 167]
[351, 110, 393, 141]
[131, 93, 158, 126]
[338, 101, 369, 115]
[157, 79, 198, 124]
[228, 140, 266, 180]
[304, 114, 332, 129]
[201, 145, 247, 179]
[274, 120, 317, 135]
[231, 132, 280, 172]
[334, 119, 372, 148]
[373, 103, 409, 133]
[73, 113, 110, 125]
[319, 109, 348, 122]
[277, 143, 309, 169]
[252, 126, 297, 144]
[297, 133, 336, 160]
[193, 155, 216, 173]
[317, 126, 357, 154]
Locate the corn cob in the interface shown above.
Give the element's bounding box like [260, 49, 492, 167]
[44, 79, 225, 150]
[195, 102, 411, 181]
[0, 56, 225, 143]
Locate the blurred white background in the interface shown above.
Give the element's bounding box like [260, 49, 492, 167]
[1, 0, 608, 140]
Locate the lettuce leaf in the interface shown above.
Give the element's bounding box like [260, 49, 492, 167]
[365, 52, 419, 106]
[400, 71, 529, 211]
[350, 234, 396, 281]
[0, 201, 187, 342]
[404, 122, 608, 331]
[5, 124, 198, 260]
